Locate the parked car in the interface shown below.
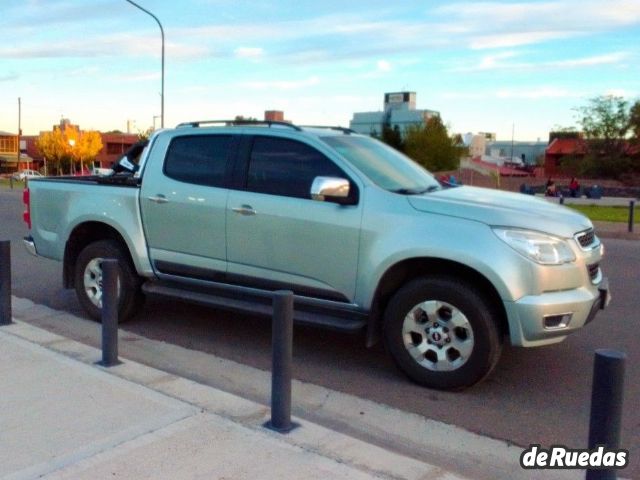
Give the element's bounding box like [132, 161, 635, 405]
[12, 169, 43, 181]
[21, 120, 610, 390]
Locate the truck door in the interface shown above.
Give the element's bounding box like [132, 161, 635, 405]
[226, 135, 362, 302]
[140, 133, 237, 279]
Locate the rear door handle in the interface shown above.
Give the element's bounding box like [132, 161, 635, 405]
[147, 194, 168, 204]
[232, 205, 256, 216]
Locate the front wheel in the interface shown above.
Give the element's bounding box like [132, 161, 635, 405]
[74, 240, 144, 322]
[383, 276, 503, 390]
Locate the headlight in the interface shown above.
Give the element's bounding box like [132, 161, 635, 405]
[493, 228, 576, 265]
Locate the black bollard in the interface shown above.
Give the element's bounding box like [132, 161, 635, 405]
[586, 349, 626, 480]
[99, 259, 121, 367]
[628, 200, 635, 233]
[0, 241, 12, 326]
[265, 290, 299, 433]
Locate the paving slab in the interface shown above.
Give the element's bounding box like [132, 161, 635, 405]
[0, 331, 197, 480]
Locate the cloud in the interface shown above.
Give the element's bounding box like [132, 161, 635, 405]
[435, 0, 640, 49]
[234, 47, 264, 59]
[456, 51, 630, 73]
[0, 73, 19, 82]
[443, 86, 582, 100]
[241, 76, 320, 91]
[376, 60, 392, 72]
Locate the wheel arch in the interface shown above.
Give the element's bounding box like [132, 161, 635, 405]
[63, 222, 135, 288]
[366, 257, 508, 347]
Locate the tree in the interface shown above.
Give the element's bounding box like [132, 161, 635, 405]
[35, 127, 67, 175]
[629, 100, 640, 143]
[574, 95, 639, 178]
[36, 126, 103, 175]
[381, 124, 404, 152]
[575, 95, 629, 159]
[403, 116, 465, 172]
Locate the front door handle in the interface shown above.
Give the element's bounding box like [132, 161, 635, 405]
[232, 205, 256, 216]
[148, 194, 169, 204]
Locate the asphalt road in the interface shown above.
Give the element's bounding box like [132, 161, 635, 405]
[2, 186, 638, 476]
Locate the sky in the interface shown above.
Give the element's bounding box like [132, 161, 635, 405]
[1, 0, 639, 141]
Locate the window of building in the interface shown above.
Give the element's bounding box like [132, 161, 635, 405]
[164, 135, 232, 187]
[246, 137, 345, 199]
[106, 143, 127, 155]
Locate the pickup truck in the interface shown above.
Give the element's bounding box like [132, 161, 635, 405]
[23, 120, 610, 390]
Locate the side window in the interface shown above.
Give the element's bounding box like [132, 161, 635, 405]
[247, 136, 345, 199]
[164, 135, 232, 187]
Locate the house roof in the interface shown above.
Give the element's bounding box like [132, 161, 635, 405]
[545, 137, 587, 155]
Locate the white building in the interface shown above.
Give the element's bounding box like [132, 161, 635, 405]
[350, 92, 439, 136]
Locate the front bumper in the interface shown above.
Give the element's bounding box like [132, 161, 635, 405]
[505, 277, 610, 347]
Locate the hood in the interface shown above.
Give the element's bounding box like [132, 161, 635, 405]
[407, 186, 592, 238]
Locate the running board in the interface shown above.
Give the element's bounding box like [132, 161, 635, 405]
[141, 281, 367, 333]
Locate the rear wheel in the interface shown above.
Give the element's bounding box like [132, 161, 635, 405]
[74, 240, 144, 322]
[383, 276, 502, 390]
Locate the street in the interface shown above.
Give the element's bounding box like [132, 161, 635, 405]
[1, 186, 638, 477]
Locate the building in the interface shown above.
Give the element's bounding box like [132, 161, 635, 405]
[464, 132, 497, 158]
[0, 131, 35, 173]
[349, 92, 439, 136]
[5, 119, 140, 175]
[486, 140, 547, 166]
[544, 137, 587, 177]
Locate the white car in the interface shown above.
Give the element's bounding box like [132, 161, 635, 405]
[12, 169, 43, 181]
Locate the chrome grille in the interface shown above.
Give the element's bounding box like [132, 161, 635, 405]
[575, 229, 597, 250]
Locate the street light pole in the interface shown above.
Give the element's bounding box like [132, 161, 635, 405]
[124, 0, 164, 128]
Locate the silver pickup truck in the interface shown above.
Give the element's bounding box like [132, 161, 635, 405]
[23, 120, 610, 390]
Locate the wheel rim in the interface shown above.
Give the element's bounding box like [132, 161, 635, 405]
[83, 258, 120, 309]
[402, 300, 474, 372]
[83, 258, 104, 309]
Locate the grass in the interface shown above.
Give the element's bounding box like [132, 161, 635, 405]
[567, 204, 639, 223]
[0, 177, 25, 189]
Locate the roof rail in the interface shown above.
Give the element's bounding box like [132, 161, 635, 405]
[175, 119, 302, 131]
[299, 125, 355, 134]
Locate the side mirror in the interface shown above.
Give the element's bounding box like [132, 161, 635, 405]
[311, 177, 353, 205]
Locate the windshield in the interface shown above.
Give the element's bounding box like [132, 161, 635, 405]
[321, 135, 440, 193]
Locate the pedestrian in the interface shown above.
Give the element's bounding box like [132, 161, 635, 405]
[545, 178, 557, 197]
[569, 177, 580, 198]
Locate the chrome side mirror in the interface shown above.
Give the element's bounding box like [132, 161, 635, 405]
[311, 177, 351, 203]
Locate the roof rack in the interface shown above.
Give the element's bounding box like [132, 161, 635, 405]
[175, 119, 302, 131]
[299, 125, 355, 134]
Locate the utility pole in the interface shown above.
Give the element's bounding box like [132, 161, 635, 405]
[17, 97, 22, 170]
[510, 122, 515, 163]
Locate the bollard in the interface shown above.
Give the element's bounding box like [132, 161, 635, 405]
[586, 349, 626, 480]
[265, 290, 299, 433]
[0, 241, 12, 325]
[99, 259, 121, 367]
[560, 196, 565, 205]
[628, 200, 635, 233]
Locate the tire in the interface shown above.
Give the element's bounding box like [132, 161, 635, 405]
[383, 276, 503, 390]
[74, 239, 144, 322]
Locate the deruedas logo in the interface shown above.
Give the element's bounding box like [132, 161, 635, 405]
[520, 445, 628, 470]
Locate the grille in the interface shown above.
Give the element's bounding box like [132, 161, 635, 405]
[587, 263, 600, 282]
[575, 229, 596, 249]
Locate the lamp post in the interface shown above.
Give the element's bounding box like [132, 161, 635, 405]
[68, 139, 76, 175]
[125, 0, 165, 128]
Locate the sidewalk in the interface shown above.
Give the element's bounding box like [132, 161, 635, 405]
[0, 319, 465, 480]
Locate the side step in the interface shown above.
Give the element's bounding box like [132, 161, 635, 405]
[141, 281, 368, 333]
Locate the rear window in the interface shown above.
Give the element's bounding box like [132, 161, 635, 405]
[164, 135, 232, 187]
